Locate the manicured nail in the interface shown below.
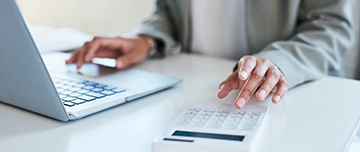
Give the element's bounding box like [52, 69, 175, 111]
[219, 85, 224, 90]
[236, 98, 246, 109]
[240, 71, 248, 79]
[274, 95, 281, 103]
[258, 90, 266, 98]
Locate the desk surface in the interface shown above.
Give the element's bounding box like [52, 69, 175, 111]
[1, 53, 360, 152]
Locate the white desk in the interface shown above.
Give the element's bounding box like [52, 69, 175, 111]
[1, 52, 360, 152]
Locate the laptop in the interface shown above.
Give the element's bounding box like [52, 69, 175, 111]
[0, 0, 182, 121]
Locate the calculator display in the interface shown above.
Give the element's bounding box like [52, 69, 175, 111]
[172, 131, 244, 141]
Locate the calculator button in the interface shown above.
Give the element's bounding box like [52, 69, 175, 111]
[195, 115, 211, 120]
[233, 111, 246, 115]
[208, 121, 223, 125]
[188, 107, 202, 112]
[186, 111, 198, 115]
[226, 118, 242, 122]
[176, 122, 189, 126]
[239, 126, 254, 131]
[203, 109, 216, 113]
[190, 123, 204, 128]
[242, 119, 257, 123]
[211, 117, 226, 121]
[223, 121, 239, 125]
[192, 119, 207, 124]
[215, 113, 228, 117]
[218, 110, 231, 114]
[199, 112, 213, 116]
[222, 125, 238, 130]
[245, 115, 259, 120]
[248, 112, 261, 116]
[206, 124, 221, 129]
[230, 113, 244, 118]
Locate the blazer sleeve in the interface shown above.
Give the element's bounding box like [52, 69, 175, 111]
[254, 0, 355, 88]
[130, 0, 181, 57]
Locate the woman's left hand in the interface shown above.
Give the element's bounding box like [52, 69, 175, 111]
[217, 56, 289, 109]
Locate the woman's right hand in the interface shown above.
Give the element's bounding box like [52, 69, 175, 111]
[66, 36, 151, 69]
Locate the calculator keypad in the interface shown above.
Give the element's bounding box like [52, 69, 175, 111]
[176, 107, 261, 131]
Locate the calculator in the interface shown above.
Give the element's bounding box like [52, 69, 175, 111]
[152, 102, 269, 152]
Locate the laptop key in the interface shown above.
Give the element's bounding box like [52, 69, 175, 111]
[104, 86, 117, 90]
[112, 88, 126, 93]
[63, 102, 75, 107]
[82, 86, 95, 90]
[78, 95, 96, 101]
[59, 90, 73, 95]
[85, 92, 106, 98]
[100, 90, 115, 96]
[77, 89, 90, 94]
[95, 84, 108, 88]
[62, 96, 76, 102]
[74, 84, 86, 88]
[72, 99, 86, 104]
[91, 88, 103, 92]
[83, 82, 98, 86]
[68, 92, 82, 98]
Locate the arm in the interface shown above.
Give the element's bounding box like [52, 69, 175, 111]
[254, 0, 355, 88]
[218, 0, 355, 109]
[130, 0, 181, 57]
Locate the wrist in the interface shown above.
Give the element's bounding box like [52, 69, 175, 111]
[139, 35, 157, 58]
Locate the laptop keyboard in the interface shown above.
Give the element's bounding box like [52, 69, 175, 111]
[52, 77, 126, 107]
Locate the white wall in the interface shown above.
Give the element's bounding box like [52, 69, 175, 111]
[16, 0, 156, 36]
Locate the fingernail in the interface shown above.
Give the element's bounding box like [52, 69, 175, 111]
[236, 98, 246, 109]
[258, 90, 266, 98]
[274, 95, 281, 103]
[240, 71, 248, 79]
[219, 85, 224, 90]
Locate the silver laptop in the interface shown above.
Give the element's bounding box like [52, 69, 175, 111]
[0, 0, 182, 121]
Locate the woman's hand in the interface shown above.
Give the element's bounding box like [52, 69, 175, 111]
[218, 56, 289, 109]
[66, 36, 150, 69]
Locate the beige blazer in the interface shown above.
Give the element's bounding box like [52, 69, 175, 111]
[132, 0, 355, 88]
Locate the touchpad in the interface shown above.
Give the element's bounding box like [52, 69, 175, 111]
[65, 61, 116, 78]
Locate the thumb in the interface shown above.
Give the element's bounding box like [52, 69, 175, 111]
[115, 55, 131, 69]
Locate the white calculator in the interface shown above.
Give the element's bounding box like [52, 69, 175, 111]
[152, 102, 269, 152]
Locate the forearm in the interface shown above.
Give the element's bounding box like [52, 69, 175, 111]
[254, 0, 355, 88]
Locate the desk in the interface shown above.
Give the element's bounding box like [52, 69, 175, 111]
[1, 52, 360, 152]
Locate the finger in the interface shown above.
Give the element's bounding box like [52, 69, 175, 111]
[270, 86, 278, 94]
[217, 71, 245, 99]
[235, 62, 269, 109]
[85, 37, 123, 62]
[93, 49, 122, 59]
[255, 67, 280, 101]
[65, 50, 80, 64]
[76, 42, 90, 69]
[238, 56, 256, 81]
[272, 77, 289, 104]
